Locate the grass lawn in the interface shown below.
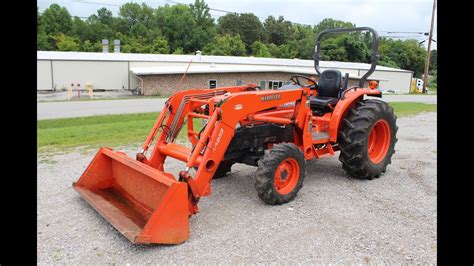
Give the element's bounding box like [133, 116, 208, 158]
[37, 102, 436, 153]
[389, 102, 437, 117]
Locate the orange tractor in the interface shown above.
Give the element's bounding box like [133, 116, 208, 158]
[73, 27, 397, 244]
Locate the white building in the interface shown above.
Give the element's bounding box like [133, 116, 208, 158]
[37, 51, 413, 95]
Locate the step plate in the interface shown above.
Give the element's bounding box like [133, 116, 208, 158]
[312, 131, 329, 140]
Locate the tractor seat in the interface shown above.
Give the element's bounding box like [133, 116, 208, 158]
[310, 96, 339, 108]
[310, 70, 343, 114]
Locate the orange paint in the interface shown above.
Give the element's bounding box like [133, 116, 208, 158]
[73, 82, 386, 244]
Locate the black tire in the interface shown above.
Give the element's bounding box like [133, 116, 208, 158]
[338, 99, 398, 180]
[254, 143, 305, 205]
[195, 160, 233, 179]
[212, 160, 233, 179]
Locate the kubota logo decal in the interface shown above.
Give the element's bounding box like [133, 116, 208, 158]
[215, 128, 224, 148]
[261, 94, 281, 102]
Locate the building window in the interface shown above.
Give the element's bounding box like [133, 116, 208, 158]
[259, 80, 266, 89]
[236, 80, 242, 86]
[269, 80, 283, 89]
[209, 79, 217, 89]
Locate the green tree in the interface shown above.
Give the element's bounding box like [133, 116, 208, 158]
[236, 13, 265, 49]
[314, 18, 355, 33]
[217, 13, 265, 51]
[172, 47, 184, 54]
[429, 49, 437, 73]
[84, 19, 114, 43]
[266, 43, 297, 58]
[378, 38, 426, 77]
[130, 23, 148, 37]
[286, 25, 316, 59]
[35, 3, 429, 76]
[378, 55, 400, 68]
[203, 34, 246, 56]
[119, 3, 155, 30]
[217, 13, 239, 33]
[189, 0, 217, 51]
[96, 7, 113, 25]
[251, 41, 271, 57]
[81, 40, 102, 52]
[70, 17, 89, 43]
[264, 16, 294, 45]
[428, 69, 437, 91]
[40, 4, 73, 36]
[37, 6, 41, 25]
[55, 34, 80, 51]
[277, 44, 298, 58]
[378, 37, 399, 68]
[320, 38, 347, 61]
[120, 36, 152, 53]
[190, 0, 213, 26]
[38, 7, 51, 50]
[267, 43, 280, 57]
[37, 30, 50, 50]
[156, 4, 197, 52]
[338, 35, 369, 62]
[152, 38, 170, 54]
[77, 8, 117, 44]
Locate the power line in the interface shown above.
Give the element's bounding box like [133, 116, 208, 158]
[38, 11, 89, 19]
[380, 31, 428, 35]
[380, 35, 426, 38]
[40, 0, 432, 40]
[71, 0, 121, 7]
[166, 0, 311, 26]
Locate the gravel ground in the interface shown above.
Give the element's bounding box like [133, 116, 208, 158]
[37, 112, 437, 264]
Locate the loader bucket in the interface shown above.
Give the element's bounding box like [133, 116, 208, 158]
[73, 147, 189, 244]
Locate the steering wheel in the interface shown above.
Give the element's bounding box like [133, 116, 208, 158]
[290, 75, 316, 87]
[245, 85, 260, 91]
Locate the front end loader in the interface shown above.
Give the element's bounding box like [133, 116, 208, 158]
[73, 27, 397, 244]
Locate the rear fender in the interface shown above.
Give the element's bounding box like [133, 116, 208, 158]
[328, 89, 382, 142]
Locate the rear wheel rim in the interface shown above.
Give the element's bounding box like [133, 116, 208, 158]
[274, 158, 300, 195]
[368, 119, 391, 164]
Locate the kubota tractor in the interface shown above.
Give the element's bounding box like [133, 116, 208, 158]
[73, 27, 397, 244]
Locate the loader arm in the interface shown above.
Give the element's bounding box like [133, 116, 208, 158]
[117, 85, 311, 216]
[73, 84, 314, 244]
[184, 88, 312, 199]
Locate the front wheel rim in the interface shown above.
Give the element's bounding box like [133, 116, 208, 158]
[368, 119, 391, 164]
[274, 158, 300, 195]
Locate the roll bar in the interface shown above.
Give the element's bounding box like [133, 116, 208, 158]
[313, 27, 379, 88]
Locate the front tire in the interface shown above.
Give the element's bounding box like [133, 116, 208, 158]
[254, 143, 305, 205]
[338, 99, 398, 179]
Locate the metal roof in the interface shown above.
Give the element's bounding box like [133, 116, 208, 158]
[129, 65, 387, 81]
[37, 51, 411, 73]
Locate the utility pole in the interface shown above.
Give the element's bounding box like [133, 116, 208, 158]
[422, 0, 436, 94]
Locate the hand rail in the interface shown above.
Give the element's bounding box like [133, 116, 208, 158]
[313, 27, 379, 88]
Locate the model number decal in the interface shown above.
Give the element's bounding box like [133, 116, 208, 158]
[215, 128, 224, 148]
[261, 94, 281, 102]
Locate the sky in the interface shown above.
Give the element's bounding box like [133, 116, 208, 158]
[37, 0, 437, 50]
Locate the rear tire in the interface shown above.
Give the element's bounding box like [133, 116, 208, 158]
[255, 143, 305, 205]
[195, 160, 233, 179]
[338, 99, 398, 179]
